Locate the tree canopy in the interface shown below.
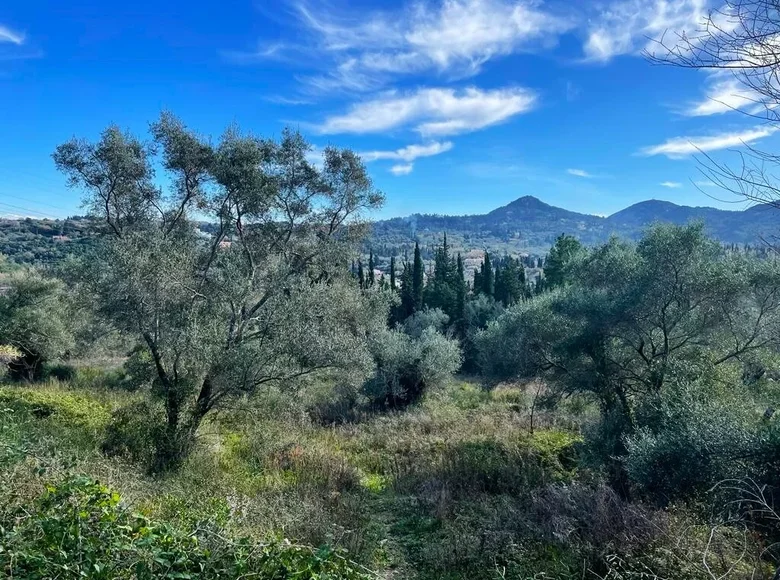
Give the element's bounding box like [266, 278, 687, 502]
[54, 113, 386, 469]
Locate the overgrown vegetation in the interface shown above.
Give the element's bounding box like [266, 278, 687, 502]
[4, 84, 780, 577]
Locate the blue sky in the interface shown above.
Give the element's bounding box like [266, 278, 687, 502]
[0, 0, 777, 220]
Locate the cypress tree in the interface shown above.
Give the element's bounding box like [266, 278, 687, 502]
[482, 251, 494, 297]
[412, 242, 424, 312]
[493, 256, 524, 305]
[400, 262, 415, 318]
[390, 256, 396, 291]
[455, 253, 466, 336]
[368, 251, 375, 287]
[494, 262, 504, 304]
[426, 233, 459, 316]
[473, 267, 483, 295]
[535, 272, 545, 295]
[357, 260, 365, 289]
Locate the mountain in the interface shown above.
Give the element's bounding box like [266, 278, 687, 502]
[1, 197, 776, 269]
[369, 196, 780, 261]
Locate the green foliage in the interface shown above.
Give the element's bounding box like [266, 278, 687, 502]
[412, 241, 424, 312]
[424, 234, 466, 327]
[101, 400, 165, 465]
[625, 376, 780, 501]
[0, 385, 112, 433]
[479, 224, 780, 488]
[493, 255, 527, 306]
[543, 233, 583, 289]
[473, 251, 495, 297]
[3, 374, 773, 579]
[0, 476, 373, 579]
[54, 114, 386, 469]
[0, 272, 74, 380]
[402, 307, 450, 339]
[363, 327, 461, 408]
[460, 293, 504, 371]
[0, 344, 21, 377]
[0, 218, 97, 266]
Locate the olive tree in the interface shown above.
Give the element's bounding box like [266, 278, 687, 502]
[478, 224, 780, 482]
[54, 113, 386, 469]
[0, 273, 73, 381]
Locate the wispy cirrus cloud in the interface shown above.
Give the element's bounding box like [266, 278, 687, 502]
[0, 24, 24, 45]
[685, 75, 761, 116]
[361, 141, 453, 175]
[640, 126, 778, 158]
[660, 181, 682, 188]
[361, 141, 453, 162]
[236, 0, 571, 92]
[583, 0, 715, 62]
[567, 168, 594, 178]
[318, 87, 536, 136]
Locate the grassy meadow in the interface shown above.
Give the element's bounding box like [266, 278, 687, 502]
[1, 367, 768, 579]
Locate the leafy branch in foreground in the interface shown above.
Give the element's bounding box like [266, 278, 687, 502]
[0, 475, 374, 579]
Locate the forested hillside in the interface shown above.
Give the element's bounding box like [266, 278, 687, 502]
[370, 195, 780, 258]
[4, 194, 777, 274]
[0, 216, 96, 265]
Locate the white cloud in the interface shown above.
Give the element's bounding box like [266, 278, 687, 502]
[0, 24, 24, 45]
[583, 0, 712, 62]
[264, 95, 314, 106]
[268, 0, 572, 91]
[567, 168, 593, 178]
[390, 163, 414, 175]
[640, 126, 778, 158]
[686, 76, 761, 116]
[694, 180, 717, 187]
[305, 146, 325, 168]
[361, 141, 453, 162]
[318, 87, 536, 136]
[660, 181, 682, 188]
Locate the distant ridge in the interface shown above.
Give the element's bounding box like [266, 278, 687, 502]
[370, 196, 779, 253]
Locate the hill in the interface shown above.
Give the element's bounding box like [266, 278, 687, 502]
[369, 196, 780, 261]
[0, 216, 97, 266]
[2, 197, 777, 269]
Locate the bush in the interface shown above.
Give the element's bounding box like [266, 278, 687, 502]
[461, 294, 504, 372]
[304, 380, 364, 425]
[0, 273, 73, 381]
[363, 327, 461, 408]
[0, 475, 374, 579]
[625, 379, 768, 502]
[402, 307, 449, 338]
[101, 400, 164, 466]
[42, 362, 77, 381]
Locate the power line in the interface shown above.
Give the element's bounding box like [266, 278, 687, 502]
[0, 201, 60, 219]
[0, 193, 75, 214]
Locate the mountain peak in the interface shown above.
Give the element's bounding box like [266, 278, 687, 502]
[487, 195, 551, 215]
[507, 195, 548, 207]
[487, 195, 586, 221]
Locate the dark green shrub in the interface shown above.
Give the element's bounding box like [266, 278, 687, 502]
[101, 400, 163, 466]
[625, 379, 768, 502]
[363, 327, 461, 409]
[0, 273, 74, 381]
[0, 475, 374, 579]
[42, 362, 77, 381]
